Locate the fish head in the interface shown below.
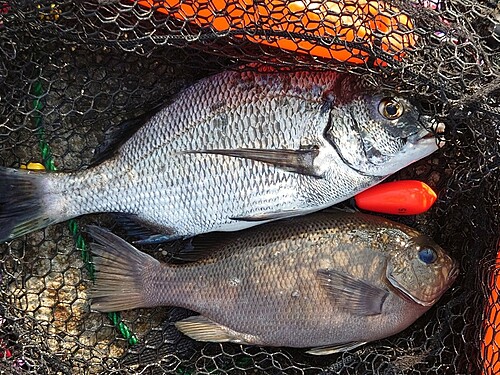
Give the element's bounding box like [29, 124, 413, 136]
[385, 234, 459, 306]
[325, 93, 441, 177]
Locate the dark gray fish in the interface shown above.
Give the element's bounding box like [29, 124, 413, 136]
[0, 70, 439, 243]
[89, 212, 458, 354]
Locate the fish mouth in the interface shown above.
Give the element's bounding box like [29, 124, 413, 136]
[408, 127, 434, 144]
[387, 274, 437, 307]
[408, 118, 446, 147]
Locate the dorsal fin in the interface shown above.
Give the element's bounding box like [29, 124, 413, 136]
[90, 104, 164, 166]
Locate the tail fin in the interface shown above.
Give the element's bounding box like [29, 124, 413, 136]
[88, 225, 162, 312]
[0, 167, 56, 242]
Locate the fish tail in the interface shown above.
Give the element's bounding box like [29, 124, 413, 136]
[88, 225, 162, 312]
[0, 167, 58, 242]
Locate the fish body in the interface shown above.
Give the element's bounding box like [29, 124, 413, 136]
[89, 212, 458, 353]
[0, 69, 438, 242]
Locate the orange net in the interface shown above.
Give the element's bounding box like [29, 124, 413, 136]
[482, 240, 500, 375]
[134, 0, 416, 64]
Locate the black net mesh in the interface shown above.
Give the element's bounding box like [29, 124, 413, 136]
[0, 0, 499, 374]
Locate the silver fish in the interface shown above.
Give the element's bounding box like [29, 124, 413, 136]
[88, 211, 458, 354]
[0, 70, 439, 242]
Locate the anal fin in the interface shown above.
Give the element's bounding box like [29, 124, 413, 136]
[113, 213, 181, 244]
[306, 341, 367, 355]
[134, 234, 183, 245]
[175, 316, 259, 345]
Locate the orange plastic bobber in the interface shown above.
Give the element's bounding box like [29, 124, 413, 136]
[354, 180, 437, 215]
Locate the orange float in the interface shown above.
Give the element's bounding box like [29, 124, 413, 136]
[354, 180, 437, 215]
[482, 240, 500, 375]
[131, 0, 416, 64]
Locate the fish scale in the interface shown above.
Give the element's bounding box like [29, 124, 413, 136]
[1, 68, 438, 242]
[89, 212, 458, 352]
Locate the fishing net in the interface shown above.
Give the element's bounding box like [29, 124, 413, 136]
[0, 0, 499, 374]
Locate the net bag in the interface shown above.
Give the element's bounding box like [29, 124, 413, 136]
[0, 1, 499, 374]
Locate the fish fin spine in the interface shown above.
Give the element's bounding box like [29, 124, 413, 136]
[88, 225, 163, 312]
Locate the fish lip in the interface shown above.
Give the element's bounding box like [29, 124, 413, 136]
[423, 132, 436, 139]
[387, 273, 436, 307]
[410, 118, 446, 144]
[406, 128, 443, 154]
[408, 126, 435, 143]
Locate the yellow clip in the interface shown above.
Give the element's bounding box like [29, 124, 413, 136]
[37, 3, 61, 21]
[20, 162, 46, 171]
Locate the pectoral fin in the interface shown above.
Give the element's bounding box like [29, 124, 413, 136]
[175, 316, 259, 345]
[306, 341, 367, 355]
[317, 269, 388, 316]
[187, 148, 322, 178]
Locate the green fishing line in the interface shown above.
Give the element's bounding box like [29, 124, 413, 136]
[31, 81, 138, 346]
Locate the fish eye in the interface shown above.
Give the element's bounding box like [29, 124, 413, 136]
[378, 97, 404, 120]
[418, 247, 438, 265]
